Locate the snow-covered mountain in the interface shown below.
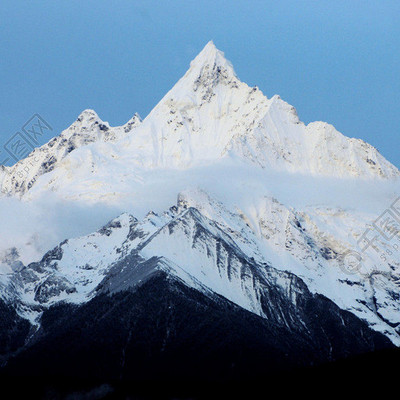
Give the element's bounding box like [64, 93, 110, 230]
[0, 42, 399, 384]
[1, 189, 399, 344]
[0, 42, 398, 200]
[0, 109, 141, 197]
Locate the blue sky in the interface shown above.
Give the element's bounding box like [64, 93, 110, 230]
[0, 0, 399, 167]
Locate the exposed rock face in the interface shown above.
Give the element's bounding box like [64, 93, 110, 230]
[1, 193, 399, 347]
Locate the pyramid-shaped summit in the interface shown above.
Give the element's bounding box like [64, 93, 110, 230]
[189, 40, 229, 68]
[116, 41, 399, 178]
[183, 40, 237, 84]
[155, 40, 241, 107]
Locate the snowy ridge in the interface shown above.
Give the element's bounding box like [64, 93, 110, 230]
[1, 190, 399, 344]
[1, 42, 398, 200]
[0, 109, 141, 197]
[124, 41, 398, 178]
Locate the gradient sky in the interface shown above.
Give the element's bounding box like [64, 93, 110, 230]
[0, 0, 399, 167]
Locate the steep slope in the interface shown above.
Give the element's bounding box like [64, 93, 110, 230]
[122, 41, 398, 177]
[2, 272, 392, 384]
[169, 190, 400, 344]
[2, 192, 399, 345]
[0, 201, 393, 375]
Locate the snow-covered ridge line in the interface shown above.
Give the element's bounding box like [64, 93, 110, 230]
[2, 189, 399, 345]
[1, 41, 399, 200]
[0, 109, 141, 197]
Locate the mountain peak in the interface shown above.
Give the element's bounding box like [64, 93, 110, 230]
[191, 40, 218, 64]
[76, 109, 101, 123]
[203, 40, 217, 50]
[123, 113, 142, 133]
[156, 41, 240, 110]
[188, 41, 236, 79]
[70, 109, 110, 133]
